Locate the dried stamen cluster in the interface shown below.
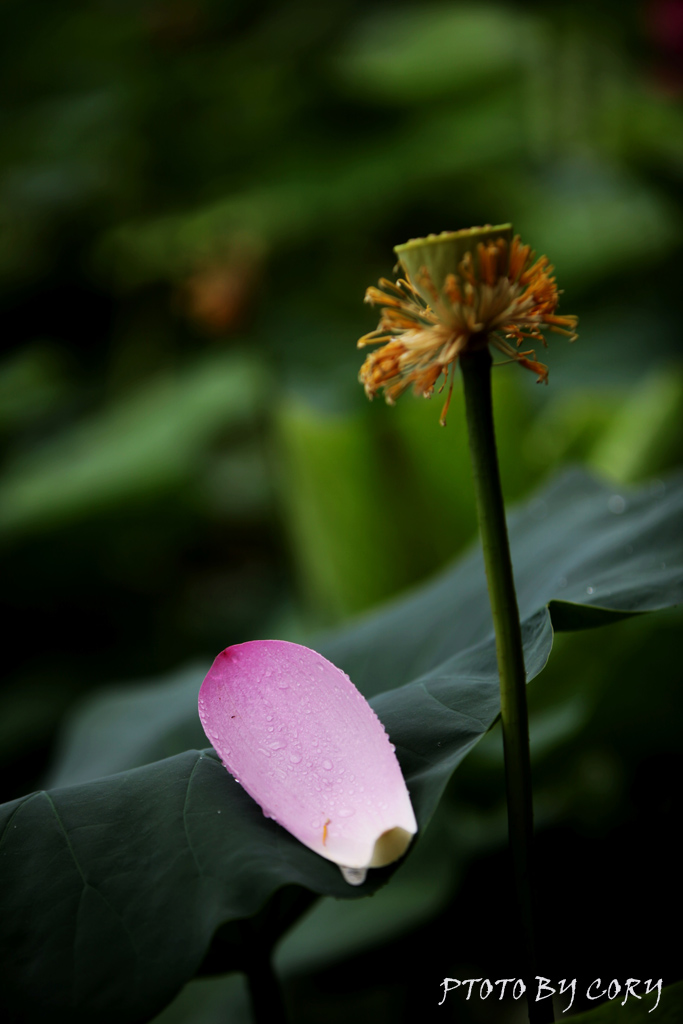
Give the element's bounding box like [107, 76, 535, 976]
[358, 231, 577, 424]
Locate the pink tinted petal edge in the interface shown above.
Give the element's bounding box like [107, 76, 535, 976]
[198, 640, 417, 872]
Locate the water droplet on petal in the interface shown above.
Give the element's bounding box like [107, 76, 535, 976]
[289, 753, 302, 764]
[340, 866, 367, 886]
[323, 760, 333, 770]
[338, 807, 355, 817]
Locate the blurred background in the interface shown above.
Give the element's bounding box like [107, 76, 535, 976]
[1, 0, 682, 1021]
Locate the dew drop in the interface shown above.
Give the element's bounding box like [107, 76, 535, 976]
[338, 808, 355, 818]
[266, 715, 273, 722]
[289, 753, 302, 764]
[586, 586, 595, 595]
[270, 740, 286, 750]
[608, 494, 626, 514]
[323, 759, 333, 770]
[277, 680, 289, 689]
[340, 866, 367, 886]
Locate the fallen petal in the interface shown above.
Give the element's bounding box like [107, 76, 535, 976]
[198, 640, 417, 876]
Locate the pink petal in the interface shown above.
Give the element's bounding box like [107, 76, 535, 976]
[198, 640, 417, 881]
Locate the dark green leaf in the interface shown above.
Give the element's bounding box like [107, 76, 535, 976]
[2, 468, 681, 1022]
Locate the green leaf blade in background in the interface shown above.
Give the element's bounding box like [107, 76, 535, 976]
[0, 351, 264, 538]
[45, 663, 210, 791]
[2, 467, 681, 1023]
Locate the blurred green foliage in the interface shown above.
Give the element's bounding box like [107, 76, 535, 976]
[1, 0, 682, 1020]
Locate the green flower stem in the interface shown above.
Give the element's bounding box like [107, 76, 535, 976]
[460, 347, 553, 1024]
[244, 954, 289, 1024]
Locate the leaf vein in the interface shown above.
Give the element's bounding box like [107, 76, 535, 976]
[43, 791, 141, 963]
[0, 791, 42, 854]
[182, 752, 205, 879]
[419, 681, 496, 731]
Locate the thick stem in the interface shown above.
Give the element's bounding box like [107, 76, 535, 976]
[244, 953, 289, 1024]
[460, 348, 553, 1024]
